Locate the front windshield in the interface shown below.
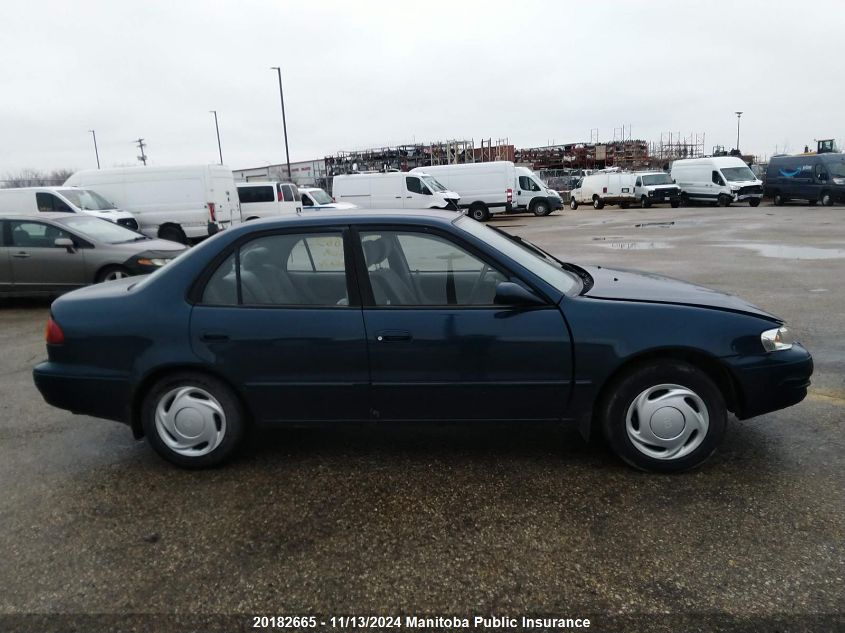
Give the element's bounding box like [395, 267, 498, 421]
[421, 175, 447, 192]
[57, 189, 117, 210]
[308, 188, 333, 204]
[62, 215, 146, 244]
[641, 173, 673, 186]
[721, 166, 756, 182]
[826, 160, 845, 178]
[455, 216, 579, 295]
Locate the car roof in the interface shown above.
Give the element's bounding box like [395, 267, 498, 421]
[0, 212, 79, 221]
[230, 209, 461, 232]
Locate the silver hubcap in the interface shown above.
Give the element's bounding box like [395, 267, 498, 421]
[625, 383, 709, 460]
[155, 386, 226, 457]
[105, 270, 128, 281]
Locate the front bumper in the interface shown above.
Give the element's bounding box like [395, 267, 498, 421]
[547, 195, 563, 210]
[33, 361, 131, 424]
[726, 344, 813, 419]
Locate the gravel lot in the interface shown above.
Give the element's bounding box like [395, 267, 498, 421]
[0, 203, 842, 630]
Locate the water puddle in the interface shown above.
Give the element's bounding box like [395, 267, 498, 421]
[718, 243, 845, 260]
[599, 241, 674, 250]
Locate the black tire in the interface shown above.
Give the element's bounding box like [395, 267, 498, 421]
[640, 196, 651, 209]
[680, 193, 690, 207]
[95, 265, 132, 284]
[245, 216, 261, 222]
[600, 360, 727, 473]
[530, 200, 551, 216]
[158, 225, 187, 244]
[141, 371, 247, 469]
[773, 192, 785, 206]
[468, 202, 490, 222]
[670, 199, 680, 209]
[569, 198, 578, 210]
[821, 191, 833, 206]
[717, 194, 731, 207]
[592, 197, 604, 210]
[748, 198, 761, 207]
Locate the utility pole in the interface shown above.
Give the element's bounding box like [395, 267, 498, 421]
[210, 110, 223, 164]
[735, 111, 743, 153]
[89, 129, 100, 169]
[270, 66, 292, 180]
[135, 138, 147, 165]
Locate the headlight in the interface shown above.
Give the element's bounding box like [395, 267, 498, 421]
[137, 257, 170, 267]
[761, 326, 794, 352]
[833, 177, 845, 185]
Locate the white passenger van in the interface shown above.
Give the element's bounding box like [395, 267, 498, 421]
[569, 171, 637, 209]
[670, 156, 763, 207]
[237, 182, 302, 219]
[64, 164, 240, 243]
[513, 166, 564, 216]
[0, 187, 138, 228]
[332, 172, 460, 210]
[410, 161, 514, 221]
[632, 171, 681, 208]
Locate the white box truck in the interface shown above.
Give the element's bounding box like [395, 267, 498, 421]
[332, 171, 460, 210]
[569, 171, 637, 209]
[0, 187, 138, 228]
[670, 156, 763, 207]
[64, 164, 241, 243]
[410, 161, 514, 221]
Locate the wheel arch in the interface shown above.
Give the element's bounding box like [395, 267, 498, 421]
[129, 364, 255, 439]
[586, 347, 742, 440]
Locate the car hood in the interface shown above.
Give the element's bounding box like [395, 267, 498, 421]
[104, 238, 187, 253]
[581, 265, 779, 320]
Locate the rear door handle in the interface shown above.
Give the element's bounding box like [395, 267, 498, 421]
[395, 196, 402, 199]
[201, 332, 230, 341]
[375, 330, 411, 342]
[12, 252, 30, 258]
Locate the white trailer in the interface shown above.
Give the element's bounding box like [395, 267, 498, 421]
[65, 164, 240, 243]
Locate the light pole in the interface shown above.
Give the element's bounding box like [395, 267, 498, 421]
[735, 111, 743, 153]
[89, 129, 100, 169]
[210, 110, 223, 165]
[271, 66, 292, 180]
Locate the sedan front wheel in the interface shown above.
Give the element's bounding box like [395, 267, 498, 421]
[600, 360, 726, 472]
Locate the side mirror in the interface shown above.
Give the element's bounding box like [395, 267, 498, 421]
[54, 237, 76, 253]
[494, 281, 545, 307]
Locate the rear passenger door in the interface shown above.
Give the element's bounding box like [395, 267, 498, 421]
[190, 227, 369, 423]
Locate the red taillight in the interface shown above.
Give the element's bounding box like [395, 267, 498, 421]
[278, 188, 283, 202]
[506, 188, 513, 203]
[45, 318, 64, 345]
[332, 196, 336, 202]
[207, 202, 216, 221]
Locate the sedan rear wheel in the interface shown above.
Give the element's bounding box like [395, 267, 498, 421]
[600, 360, 726, 472]
[142, 372, 246, 468]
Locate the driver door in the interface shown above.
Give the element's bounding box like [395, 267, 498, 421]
[356, 228, 573, 421]
[403, 176, 432, 209]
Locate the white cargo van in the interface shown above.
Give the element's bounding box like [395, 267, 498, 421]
[670, 156, 763, 207]
[332, 172, 459, 210]
[0, 187, 138, 228]
[64, 164, 240, 243]
[237, 182, 301, 219]
[569, 171, 637, 209]
[632, 171, 681, 208]
[513, 167, 563, 216]
[410, 161, 513, 221]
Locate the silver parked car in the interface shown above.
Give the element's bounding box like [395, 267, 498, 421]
[0, 213, 186, 296]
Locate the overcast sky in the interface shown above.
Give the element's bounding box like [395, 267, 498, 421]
[2, 0, 843, 174]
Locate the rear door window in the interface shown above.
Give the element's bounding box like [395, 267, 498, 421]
[281, 185, 295, 202]
[238, 186, 274, 204]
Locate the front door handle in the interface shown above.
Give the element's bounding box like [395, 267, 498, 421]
[375, 330, 411, 342]
[12, 252, 30, 258]
[395, 196, 402, 199]
[201, 332, 230, 341]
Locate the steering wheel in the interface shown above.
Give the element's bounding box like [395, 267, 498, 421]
[467, 264, 491, 304]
